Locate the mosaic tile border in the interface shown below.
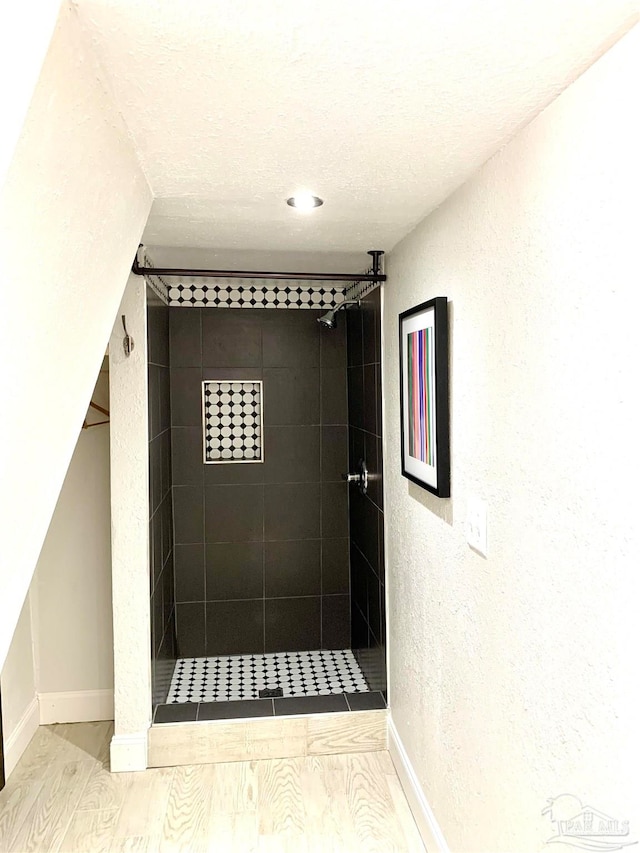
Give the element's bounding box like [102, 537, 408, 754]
[166, 277, 348, 309]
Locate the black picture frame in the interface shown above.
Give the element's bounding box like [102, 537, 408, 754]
[399, 297, 450, 497]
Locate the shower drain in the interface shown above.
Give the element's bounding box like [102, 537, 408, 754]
[258, 686, 284, 699]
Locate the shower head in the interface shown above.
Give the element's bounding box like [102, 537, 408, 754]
[316, 298, 360, 329]
[317, 310, 337, 329]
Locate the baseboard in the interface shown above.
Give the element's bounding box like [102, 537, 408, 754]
[3, 696, 40, 779]
[110, 731, 148, 772]
[38, 689, 114, 724]
[388, 717, 450, 853]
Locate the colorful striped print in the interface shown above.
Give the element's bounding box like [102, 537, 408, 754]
[407, 328, 433, 465]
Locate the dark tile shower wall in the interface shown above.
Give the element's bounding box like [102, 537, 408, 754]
[169, 307, 351, 657]
[147, 288, 177, 705]
[347, 287, 387, 695]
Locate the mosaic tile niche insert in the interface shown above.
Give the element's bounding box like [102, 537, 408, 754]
[203, 380, 263, 464]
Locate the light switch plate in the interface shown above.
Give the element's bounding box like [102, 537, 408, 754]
[466, 496, 487, 557]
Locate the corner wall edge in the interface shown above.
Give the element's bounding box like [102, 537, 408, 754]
[2, 696, 40, 779]
[110, 730, 148, 773]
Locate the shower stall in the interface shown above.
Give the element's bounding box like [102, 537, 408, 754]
[146, 254, 387, 723]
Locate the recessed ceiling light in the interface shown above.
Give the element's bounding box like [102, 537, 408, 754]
[286, 193, 323, 211]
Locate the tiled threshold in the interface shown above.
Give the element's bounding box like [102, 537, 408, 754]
[154, 690, 386, 723]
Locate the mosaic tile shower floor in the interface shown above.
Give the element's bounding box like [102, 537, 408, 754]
[167, 648, 369, 704]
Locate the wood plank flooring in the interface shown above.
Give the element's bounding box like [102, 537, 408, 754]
[0, 722, 424, 852]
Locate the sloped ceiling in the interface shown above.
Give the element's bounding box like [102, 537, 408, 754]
[76, 0, 637, 258]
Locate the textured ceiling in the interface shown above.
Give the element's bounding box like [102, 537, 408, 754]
[75, 0, 637, 258]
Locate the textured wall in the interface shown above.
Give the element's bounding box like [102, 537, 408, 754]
[109, 274, 152, 749]
[0, 1, 152, 673]
[384, 26, 639, 852]
[0, 0, 59, 188]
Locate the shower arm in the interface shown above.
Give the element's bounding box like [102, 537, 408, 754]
[132, 249, 385, 283]
[334, 298, 360, 311]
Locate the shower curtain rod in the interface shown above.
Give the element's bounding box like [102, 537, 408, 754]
[132, 249, 385, 283]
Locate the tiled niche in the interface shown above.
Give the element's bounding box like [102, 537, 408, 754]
[202, 380, 263, 463]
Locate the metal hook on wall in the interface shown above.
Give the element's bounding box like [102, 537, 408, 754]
[122, 315, 134, 357]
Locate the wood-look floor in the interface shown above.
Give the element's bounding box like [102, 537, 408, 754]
[0, 722, 424, 852]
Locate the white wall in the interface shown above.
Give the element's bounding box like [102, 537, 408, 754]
[0, 0, 61, 190]
[0, 1, 152, 673]
[384, 25, 639, 853]
[0, 598, 38, 778]
[1, 364, 115, 772]
[31, 364, 114, 723]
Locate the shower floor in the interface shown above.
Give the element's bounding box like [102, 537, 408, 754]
[167, 648, 369, 704]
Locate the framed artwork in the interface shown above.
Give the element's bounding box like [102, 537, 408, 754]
[399, 297, 450, 497]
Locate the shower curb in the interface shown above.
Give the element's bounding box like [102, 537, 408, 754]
[147, 709, 387, 767]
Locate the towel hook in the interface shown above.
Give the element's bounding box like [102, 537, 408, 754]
[122, 315, 134, 357]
